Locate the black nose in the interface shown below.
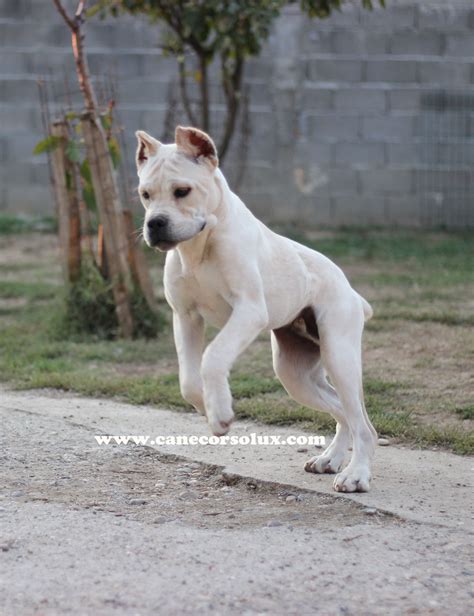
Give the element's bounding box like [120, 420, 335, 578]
[147, 215, 168, 231]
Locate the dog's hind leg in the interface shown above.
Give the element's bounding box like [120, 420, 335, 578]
[271, 325, 351, 475]
[318, 299, 378, 493]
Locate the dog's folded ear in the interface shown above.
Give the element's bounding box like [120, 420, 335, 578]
[135, 131, 160, 170]
[175, 126, 218, 168]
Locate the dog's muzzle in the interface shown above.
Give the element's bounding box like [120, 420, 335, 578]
[145, 215, 177, 251]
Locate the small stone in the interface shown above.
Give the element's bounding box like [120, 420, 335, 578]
[178, 490, 197, 500]
[176, 465, 192, 473]
[362, 507, 377, 515]
[11, 491, 24, 497]
[129, 498, 147, 505]
[285, 495, 297, 504]
[267, 520, 283, 527]
[378, 438, 390, 446]
[0, 540, 15, 552]
[221, 471, 239, 486]
[153, 516, 168, 524]
[297, 447, 308, 453]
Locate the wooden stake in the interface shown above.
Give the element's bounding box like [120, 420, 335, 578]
[50, 120, 81, 283]
[81, 111, 133, 338]
[123, 209, 158, 312]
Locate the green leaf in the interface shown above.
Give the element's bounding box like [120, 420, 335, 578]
[80, 159, 92, 184]
[65, 170, 73, 191]
[107, 137, 121, 168]
[32, 135, 62, 155]
[65, 140, 81, 163]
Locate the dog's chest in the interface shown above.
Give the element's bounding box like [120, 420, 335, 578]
[179, 265, 232, 328]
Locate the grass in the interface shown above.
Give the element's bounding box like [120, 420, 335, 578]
[0, 225, 473, 455]
[0, 213, 56, 235]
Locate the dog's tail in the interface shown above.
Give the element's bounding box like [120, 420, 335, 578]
[357, 293, 373, 322]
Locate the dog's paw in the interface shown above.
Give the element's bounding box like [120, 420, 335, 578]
[304, 452, 345, 474]
[207, 408, 235, 437]
[333, 464, 371, 493]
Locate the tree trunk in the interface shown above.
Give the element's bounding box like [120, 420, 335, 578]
[199, 56, 210, 132]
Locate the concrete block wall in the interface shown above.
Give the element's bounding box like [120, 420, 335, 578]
[1, 0, 473, 227]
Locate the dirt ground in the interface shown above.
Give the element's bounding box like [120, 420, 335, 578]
[1, 399, 472, 615]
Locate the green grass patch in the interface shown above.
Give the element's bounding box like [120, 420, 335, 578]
[453, 405, 474, 420]
[0, 280, 59, 300]
[1, 227, 473, 455]
[0, 214, 56, 235]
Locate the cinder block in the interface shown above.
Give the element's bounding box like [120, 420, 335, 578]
[385, 196, 422, 227]
[332, 29, 388, 55]
[366, 59, 417, 83]
[415, 111, 470, 141]
[325, 168, 359, 195]
[0, 160, 49, 185]
[317, 4, 359, 28]
[388, 88, 422, 111]
[385, 143, 421, 166]
[362, 114, 415, 142]
[334, 142, 385, 167]
[297, 195, 333, 227]
[2, 131, 44, 162]
[331, 196, 386, 227]
[5, 184, 54, 214]
[2, 0, 32, 18]
[418, 61, 471, 85]
[415, 169, 473, 194]
[117, 79, 170, 105]
[245, 59, 273, 80]
[445, 33, 474, 58]
[294, 141, 334, 166]
[390, 30, 444, 56]
[240, 189, 275, 215]
[300, 85, 334, 111]
[334, 88, 386, 113]
[358, 168, 414, 195]
[0, 106, 38, 132]
[419, 142, 474, 167]
[303, 114, 360, 141]
[301, 27, 333, 54]
[27, 50, 75, 75]
[306, 58, 363, 83]
[0, 51, 28, 73]
[359, 6, 416, 29]
[0, 78, 42, 103]
[418, 5, 472, 31]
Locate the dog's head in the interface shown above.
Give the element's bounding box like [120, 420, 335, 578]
[135, 126, 219, 251]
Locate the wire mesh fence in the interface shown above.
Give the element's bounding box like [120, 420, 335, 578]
[416, 89, 474, 229]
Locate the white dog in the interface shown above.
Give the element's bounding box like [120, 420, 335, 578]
[136, 126, 377, 493]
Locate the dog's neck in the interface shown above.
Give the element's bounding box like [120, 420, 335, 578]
[175, 169, 232, 276]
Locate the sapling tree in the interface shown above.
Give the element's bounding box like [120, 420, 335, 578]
[90, 0, 385, 160]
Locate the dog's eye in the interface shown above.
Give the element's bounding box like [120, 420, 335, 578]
[174, 187, 191, 199]
[142, 191, 150, 200]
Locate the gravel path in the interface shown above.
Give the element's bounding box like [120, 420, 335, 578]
[0, 389, 473, 615]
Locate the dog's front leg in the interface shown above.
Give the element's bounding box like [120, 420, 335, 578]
[201, 302, 268, 436]
[173, 310, 206, 414]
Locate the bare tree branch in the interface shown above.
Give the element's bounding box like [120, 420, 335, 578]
[178, 58, 198, 126]
[218, 55, 244, 160]
[52, 0, 77, 31]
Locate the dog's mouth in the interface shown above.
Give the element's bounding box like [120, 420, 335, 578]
[155, 241, 178, 252]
